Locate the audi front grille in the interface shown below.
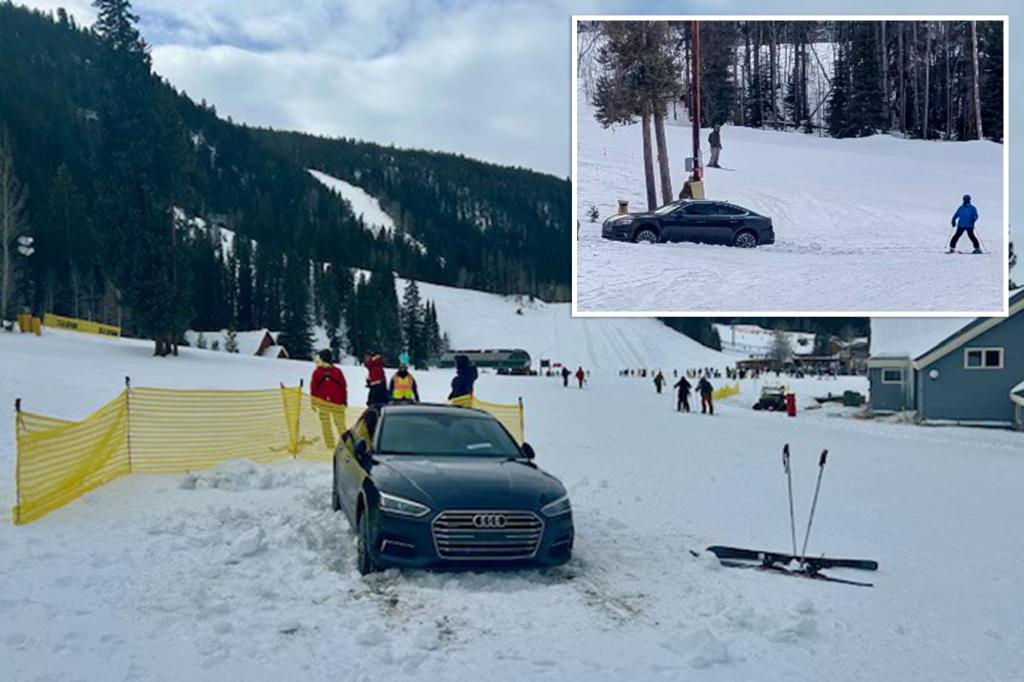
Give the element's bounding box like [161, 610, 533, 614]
[431, 510, 544, 560]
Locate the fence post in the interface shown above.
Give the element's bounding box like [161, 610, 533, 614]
[124, 376, 133, 472]
[518, 396, 524, 442]
[13, 398, 22, 524]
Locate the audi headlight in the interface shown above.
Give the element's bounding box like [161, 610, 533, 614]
[541, 495, 571, 518]
[378, 492, 431, 518]
[609, 215, 633, 224]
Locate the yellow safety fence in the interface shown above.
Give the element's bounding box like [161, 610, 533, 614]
[13, 386, 524, 525]
[43, 312, 121, 337]
[712, 382, 741, 401]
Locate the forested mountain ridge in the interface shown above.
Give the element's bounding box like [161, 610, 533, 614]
[0, 3, 569, 354]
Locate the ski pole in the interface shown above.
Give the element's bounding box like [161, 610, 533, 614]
[783, 444, 797, 558]
[800, 449, 828, 567]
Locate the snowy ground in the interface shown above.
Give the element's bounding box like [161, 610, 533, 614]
[574, 93, 1006, 314]
[2, 329, 1022, 681]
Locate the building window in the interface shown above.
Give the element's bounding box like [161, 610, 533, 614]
[881, 368, 902, 384]
[964, 347, 1004, 370]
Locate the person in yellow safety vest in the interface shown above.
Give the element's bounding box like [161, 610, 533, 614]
[389, 363, 420, 403]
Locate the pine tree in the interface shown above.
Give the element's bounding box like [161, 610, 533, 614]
[401, 279, 425, 367]
[0, 127, 28, 322]
[373, 270, 404, 365]
[587, 205, 600, 222]
[196, 332, 207, 349]
[234, 235, 254, 329]
[225, 327, 239, 353]
[277, 253, 314, 359]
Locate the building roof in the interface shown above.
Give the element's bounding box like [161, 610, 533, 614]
[870, 289, 1024, 366]
[868, 318, 973, 360]
[184, 329, 276, 356]
[260, 345, 288, 359]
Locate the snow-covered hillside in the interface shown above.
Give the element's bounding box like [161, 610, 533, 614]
[309, 169, 427, 254]
[575, 90, 1006, 313]
[404, 278, 727, 369]
[2, 329, 1022, 681]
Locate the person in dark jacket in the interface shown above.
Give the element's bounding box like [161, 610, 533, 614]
[948, 194, 981, 253]
[448, 354, 478, 400]
[364, 351, 388, 407]
[708, 125, 723, 168]
[697, 376, 714, 415]
[561, 366, 571, 387]
[311, 349, 347, 448]
[653, 371, 665, 394]
[674, 375, 692, 412]
[575, 366, 586, 388]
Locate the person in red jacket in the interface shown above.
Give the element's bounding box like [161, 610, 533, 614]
[364, 351, 388, 407]
[311, 349, 347, 449]
[575, 366, 585, 388]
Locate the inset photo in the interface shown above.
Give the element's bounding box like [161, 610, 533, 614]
[573, 16, 1009, 316]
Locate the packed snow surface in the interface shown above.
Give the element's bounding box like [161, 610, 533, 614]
[308, 169, 396, 236]
[408, 278, 727, 369]
[2, 328, 1023, 681]
[575, 92, 1006, 313]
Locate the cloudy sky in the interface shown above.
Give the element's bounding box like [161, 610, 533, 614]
[15, 0, 1019, 187]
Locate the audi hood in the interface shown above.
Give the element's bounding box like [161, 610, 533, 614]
[371, 456, 567, 511]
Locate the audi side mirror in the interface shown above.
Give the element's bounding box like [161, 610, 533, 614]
[354, 439, 372, 469]
[521, 442, 536, 460]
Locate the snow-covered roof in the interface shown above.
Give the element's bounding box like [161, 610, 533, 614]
[185, 329, 275, 356]
[868, 318, 973, 360]
[260, 345, 288, 359]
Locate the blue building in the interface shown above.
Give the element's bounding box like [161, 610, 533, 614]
[867, 289, 1024, 429]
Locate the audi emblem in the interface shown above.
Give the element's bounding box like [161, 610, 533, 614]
[472, 513, 508, 529]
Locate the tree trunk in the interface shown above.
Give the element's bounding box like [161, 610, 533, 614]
[911, 22, 919, 137]
[881, 21, 889, 129]
[755, 24, 763, 127]
[923, 22, 931, 140]
[898, 23, 906, 133]
[769, 21, 777, 129]
[641, 109, 657, 210]
[945, 22, 952, 140]
[971, 20, 983, 140]
[652, 108, 673, 205]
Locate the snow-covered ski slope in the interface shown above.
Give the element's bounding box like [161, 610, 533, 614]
[575, 91, 1006, 314]
[409, 278, 726, 369]
[2, 329, 1022, 681]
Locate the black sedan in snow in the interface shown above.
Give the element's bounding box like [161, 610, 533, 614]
[601, 199, 775, 247]
[332, 403, 574, 574]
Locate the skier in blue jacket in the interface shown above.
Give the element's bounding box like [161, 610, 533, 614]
[948, 194, 981, 254]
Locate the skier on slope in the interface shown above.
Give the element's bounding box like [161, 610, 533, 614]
[311, 349, 347, 448]
[448, 354, 478, 400]
[708, 124, 723, 168]
[575, 366, 586, 388]
[948, 194, 981, 254]
[363, 351, 388, 407]
[653, 371, 665, 394]
[674, 374, 692, 412]
[697, 375, 715, 415]
[561, 366, 571, 387]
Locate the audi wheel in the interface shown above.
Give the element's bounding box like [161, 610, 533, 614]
[633, 227, 659, 244]
[356, 510, 380, 575]
[733, 230, 758, 248]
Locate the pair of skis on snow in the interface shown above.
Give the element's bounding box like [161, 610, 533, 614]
[694, 444, 879, 587]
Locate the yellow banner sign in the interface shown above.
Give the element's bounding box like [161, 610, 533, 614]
[43, 313, 121, 338]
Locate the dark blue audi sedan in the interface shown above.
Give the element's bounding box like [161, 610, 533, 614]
[602, 199, 775, 247]
[332, 403, 573, 574]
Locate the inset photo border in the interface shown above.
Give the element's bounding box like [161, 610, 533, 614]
[571, 15, 1010, 318]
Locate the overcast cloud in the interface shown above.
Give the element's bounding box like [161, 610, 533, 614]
[14, 0, 1020, 235]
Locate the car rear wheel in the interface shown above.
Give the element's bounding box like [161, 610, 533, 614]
[356, 509, 380, 575]
[633, 227, 659, 244]
[733, 230, 758, 248]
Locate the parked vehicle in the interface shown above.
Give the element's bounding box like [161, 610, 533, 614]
[753, 385, 788, 411]
[601, 199, 775, 248]
[332, 403, 574, 574]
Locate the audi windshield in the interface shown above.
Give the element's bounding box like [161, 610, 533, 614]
[376, 413, 521, 457]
